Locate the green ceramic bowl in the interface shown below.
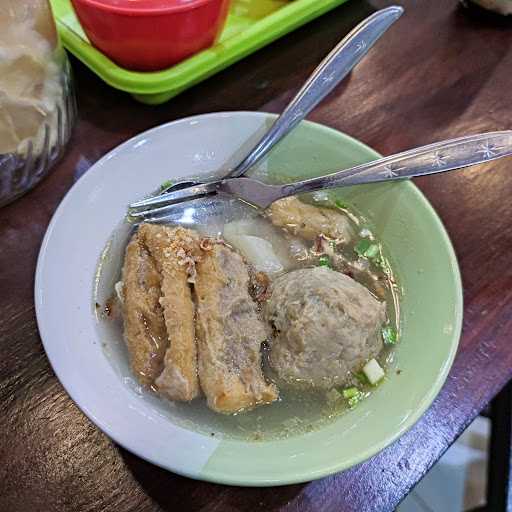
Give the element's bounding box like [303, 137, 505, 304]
[36, 112, 463, 486]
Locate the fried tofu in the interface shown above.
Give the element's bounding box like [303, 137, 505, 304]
[137, 224, 201, 402]
[121, 223, 278, 412]
[121, 232, 167, 386]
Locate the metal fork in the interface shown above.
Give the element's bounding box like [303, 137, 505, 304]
[128, 131, 512, 219]
[154, 6, 404, 196]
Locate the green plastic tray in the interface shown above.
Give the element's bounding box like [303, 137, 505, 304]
[50, 0, 349, 104]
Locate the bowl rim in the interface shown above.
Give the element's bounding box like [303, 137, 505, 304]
[71, 0, 220, 16]
[35, 111, 463, 486]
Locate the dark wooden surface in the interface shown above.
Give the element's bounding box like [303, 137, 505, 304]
[1, 0, 512, 510]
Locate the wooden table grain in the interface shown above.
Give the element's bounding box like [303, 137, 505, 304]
[2, 1, 512, 510]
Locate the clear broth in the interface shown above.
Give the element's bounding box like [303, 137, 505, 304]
[94, 194, 400, 441]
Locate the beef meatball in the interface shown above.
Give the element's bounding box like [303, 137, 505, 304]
[265, 267, 385, 389]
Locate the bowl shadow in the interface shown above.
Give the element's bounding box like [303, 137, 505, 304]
[120, 447, 305, 511]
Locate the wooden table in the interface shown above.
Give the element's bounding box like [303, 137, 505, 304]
[2, 0, 512, 510]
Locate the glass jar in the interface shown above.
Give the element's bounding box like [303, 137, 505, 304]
[0, 0, 76, 207]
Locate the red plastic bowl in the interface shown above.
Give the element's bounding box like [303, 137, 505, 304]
[70, 0, 231, 71]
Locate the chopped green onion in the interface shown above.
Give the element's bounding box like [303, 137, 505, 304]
[342, 387, 360, 399]
[354, 239, 380, 260]
[335, 199, 348, 209]
[348, 395, 362, 407]
[318, 255, 332, 268]
[354, 371, 368, 385]
[382, 325, 398, 345]
[160, 179, 173, 191]
[354, 239, 371, 257]
[363, 358, 385, 385]
[364, 244, 380, 259]
[339, 387, 363, 407]
[329, 240, 337, 250]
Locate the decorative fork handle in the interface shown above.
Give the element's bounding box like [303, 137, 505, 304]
[226, 5, 404, 179]
[282, 131, 512, 196]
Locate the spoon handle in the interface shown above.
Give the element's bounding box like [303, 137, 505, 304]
[284, 131, 512, 195]
[226, 5, 404, 179]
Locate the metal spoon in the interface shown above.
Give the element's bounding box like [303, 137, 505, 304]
[159, 5, 404, 194]
[129, 131, 512, 220]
